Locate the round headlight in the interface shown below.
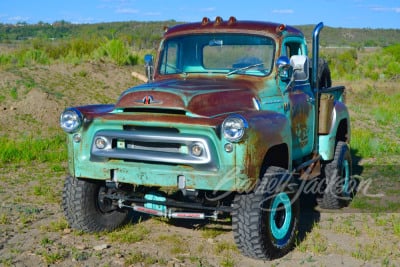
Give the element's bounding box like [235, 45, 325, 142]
[60, 108, 83, 133]
[222, 115, 248, 142]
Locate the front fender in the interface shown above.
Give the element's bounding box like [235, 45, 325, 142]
[235, 111, 291, 182]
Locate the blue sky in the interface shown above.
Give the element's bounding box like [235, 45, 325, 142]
[0, 0, 399, 29]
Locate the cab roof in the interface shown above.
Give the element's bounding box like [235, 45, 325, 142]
[164, 16, 304, 38]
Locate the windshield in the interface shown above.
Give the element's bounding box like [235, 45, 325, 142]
[158, 33, 275, 77]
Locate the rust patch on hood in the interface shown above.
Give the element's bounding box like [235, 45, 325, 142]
[115, 78, 261, 117]
[116, 90, 186, 109]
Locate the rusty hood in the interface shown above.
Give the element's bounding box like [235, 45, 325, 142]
[115, 78, 259, 117]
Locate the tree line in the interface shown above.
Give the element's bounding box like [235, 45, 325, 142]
[1, 21, 399, 48]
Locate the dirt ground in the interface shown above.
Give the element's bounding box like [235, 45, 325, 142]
[0, 63, 399, 267]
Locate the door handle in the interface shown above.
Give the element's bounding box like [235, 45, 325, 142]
[307, 97, 315, 104]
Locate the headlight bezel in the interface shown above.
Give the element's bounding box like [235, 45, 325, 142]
[60, 108, 83, 133]
[222, 114, 248, 142]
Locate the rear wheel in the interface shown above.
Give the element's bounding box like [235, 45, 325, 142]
[318, 58, 332, 89]
[232, 166, 299, 260]
[310, 58, 332, 88]
[317, 141, 353, 209]
[62, 176, 131, 232]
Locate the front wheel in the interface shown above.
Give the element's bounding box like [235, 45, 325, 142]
[62, 176, 131, 232]
[232, 166, 299, 260]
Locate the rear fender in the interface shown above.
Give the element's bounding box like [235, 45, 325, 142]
[319, 101, 350, 160]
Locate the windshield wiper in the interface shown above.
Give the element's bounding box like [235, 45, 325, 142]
[162, 63, 187, 76]
[226, 63, 264, 76]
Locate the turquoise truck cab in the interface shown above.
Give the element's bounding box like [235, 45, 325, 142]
[60, 17, 351, 260]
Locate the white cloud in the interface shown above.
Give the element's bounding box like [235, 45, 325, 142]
[71, 17, 97, 24]
[102, 0, 130, 3]
[200, 7, 216, 12]
[8, 16, 30, 22]
[272, 9, 294, 14]
[143, 12, 161, 17]
[370, 6, 400, 13]
[115, 8, 139, 14]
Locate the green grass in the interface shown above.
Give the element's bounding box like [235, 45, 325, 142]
[39, 250, 67, 265]
[156, 234, 187, 255]
[10, 87, 18, 99]
[124, 251, 164, 266]
[0, 213, 10, 224]
[41, 218, 69, 232]
[346, 81, 400, 212]
[351, 128, 400, 158]
[220, 257, 235, 267]
[200, 226, 226, 239]
[214, 241, 238, 254]
[106, 223, 150, 243]
[0, 134, 66, 165]
[351, 241, 392, 262]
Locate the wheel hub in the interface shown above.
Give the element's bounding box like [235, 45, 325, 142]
[97, 187, 118, 213]
[270, 192, 292, 241]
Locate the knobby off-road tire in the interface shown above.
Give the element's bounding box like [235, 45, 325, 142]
[310, 58, 332, 88]
[232, 166, 300, 260]
[317, 141, 353, 209]
[318, 58, 332, 89]
[62, 175, 131, 232]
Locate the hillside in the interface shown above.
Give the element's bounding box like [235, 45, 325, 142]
[297, 25, 400, 47]
[1, 20, 399, 48]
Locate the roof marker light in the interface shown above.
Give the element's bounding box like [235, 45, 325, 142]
[201, 17, 210, 25]
[276, 24, 286, 34]
[214, 16, 223, 25]
[228, 16, 237, 25]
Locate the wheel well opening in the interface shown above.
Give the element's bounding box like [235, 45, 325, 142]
[336, 119, 348, 143]
[259, 144, 289, 178]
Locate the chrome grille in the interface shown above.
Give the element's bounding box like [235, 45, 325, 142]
[91, 129, 216, 168]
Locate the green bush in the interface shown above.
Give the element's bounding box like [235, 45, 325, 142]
[67, 38, 100, 59]
[383, 44, 400, 61]
[105, 39, 127, 65]
[44, 41, 71, 59]
[94, 38, 138, 66]
[0, 54, 12, 65]
[10, 48, 50, 67]
[384, 61, 400, 80]
[335, 49, 357, 76]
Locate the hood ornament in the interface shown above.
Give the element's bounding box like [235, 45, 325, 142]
[134, 95, 162, 105]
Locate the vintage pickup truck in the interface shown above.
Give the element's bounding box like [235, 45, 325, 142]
[60, 17, 352, 259]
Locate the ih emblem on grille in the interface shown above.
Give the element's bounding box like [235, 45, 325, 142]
[135, 95, 162, 104]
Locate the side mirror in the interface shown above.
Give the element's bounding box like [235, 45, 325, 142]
[144, 54, 154, 82]
[290, 55, 309, 82]
[276, 56, 292, 82]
